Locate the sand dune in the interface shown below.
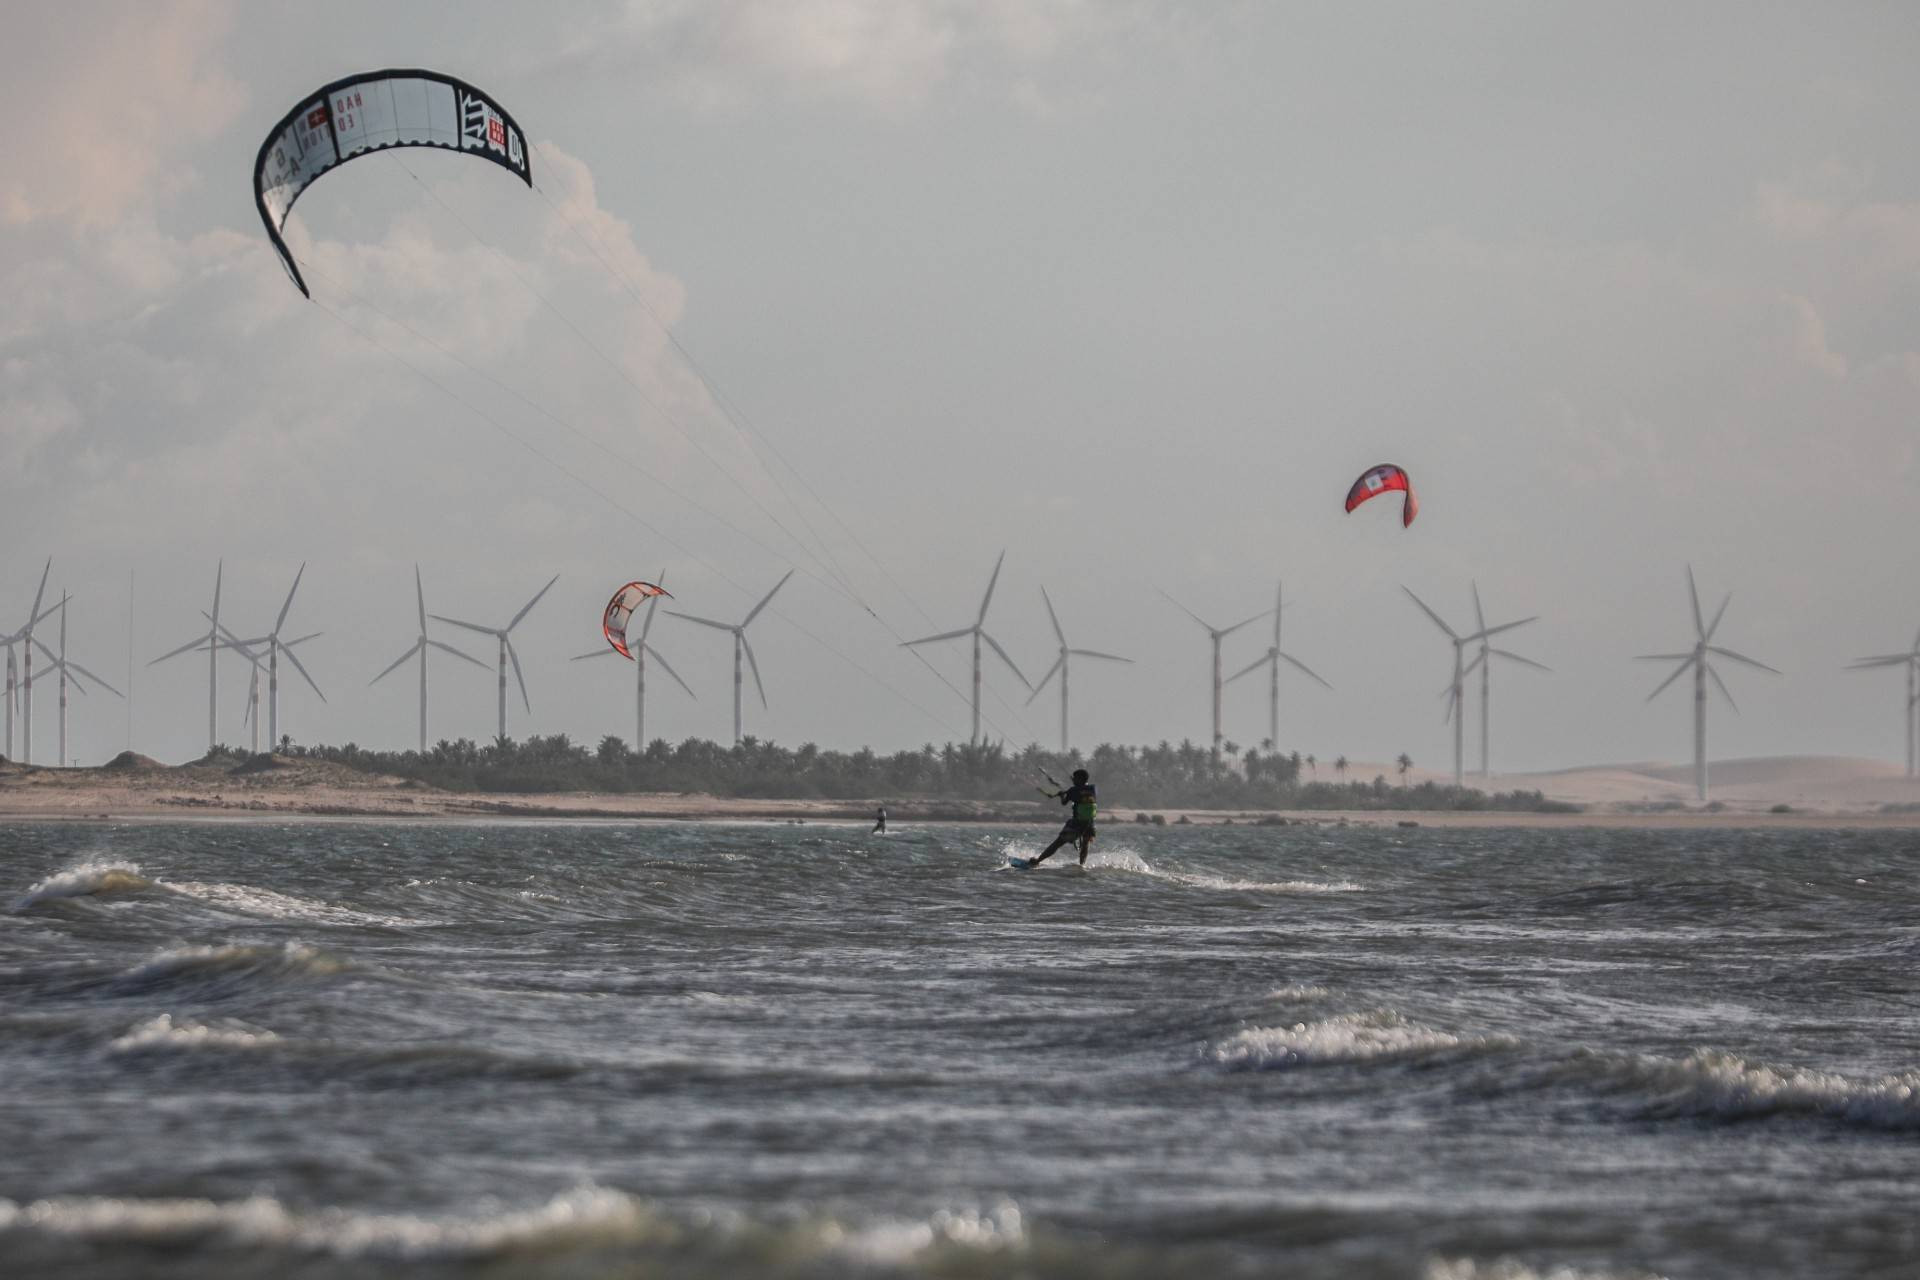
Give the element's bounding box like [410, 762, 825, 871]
[1485, 756, 1914, 813]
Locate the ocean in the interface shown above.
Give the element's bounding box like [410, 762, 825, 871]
[1, 819, 1915, 1279]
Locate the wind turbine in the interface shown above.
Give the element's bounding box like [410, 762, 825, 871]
[29, 594, 124, 766]
[432, 574, 559, 743]
[572, 568, 694, 749]
[4, 558, 56, 761]
[150, 561, 226, 755]
[1026, 587, 1130, 751]
[1461, 583, 1550, 777]
[902, 553, 1030, 745]
[1845, 628, 1920, 779]
[204, 616, 322, 755]
[668, 571, 791, 746]
[1225, 581, 1331, 753]
[1636, 566, 1779, 803]
[220, 564, 327, 750]
[1402, 585, 1535, 786]
[371, 567, 487, 752]
[1159, 589, 1268, 760]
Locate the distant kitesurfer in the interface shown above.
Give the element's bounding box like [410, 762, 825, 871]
[873, 805, 887, 834]
[1031, 769, 1096, 867]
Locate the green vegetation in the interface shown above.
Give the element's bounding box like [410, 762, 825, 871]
[250, 737, 1579, 813]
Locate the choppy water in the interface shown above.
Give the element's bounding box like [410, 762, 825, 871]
[2, 819, 1916, 1279]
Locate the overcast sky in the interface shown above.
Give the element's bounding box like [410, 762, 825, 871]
[5, 1, 1920, 773]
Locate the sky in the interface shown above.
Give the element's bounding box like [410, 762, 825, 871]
[4, 1, 1920, 773]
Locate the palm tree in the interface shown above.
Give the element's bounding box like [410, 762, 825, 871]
[1334, 755, 1348, 782]
[1305, 753, 1317, 779]
[1396, 753, 1413, 785]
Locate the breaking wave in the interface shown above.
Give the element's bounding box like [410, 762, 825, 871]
[1555, 1047, 1920, 1131]
[1209, 1009, 1503, 1070]
[1428, 1259, 1669, 1280]
[12, 861, 153, 911]
[108, 1014, 283, 1054]
[0, 1185, 1028, 1268]
[108, 943, 353, 995]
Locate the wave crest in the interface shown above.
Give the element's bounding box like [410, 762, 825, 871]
[108, 1015, 283, 1054]
[1567, 1047, 1920, 1131]
[13, 862, 152, 911]
[110, 943, 351, 994]
[1210, 1010, 1499, 1070]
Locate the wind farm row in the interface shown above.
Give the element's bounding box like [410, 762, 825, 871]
[5, 554, 1916, 804]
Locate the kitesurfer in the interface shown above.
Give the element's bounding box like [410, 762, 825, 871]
[1031, 769, 1096, 867]
[873, 804, 887, 834]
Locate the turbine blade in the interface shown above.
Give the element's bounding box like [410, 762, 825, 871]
[426, 639, 485, 668]
[1644, 656, 1696, 702]
[1069, 649, 1133, 664]
[149, 633, 207, 665]
[281, 643, 328, 704]
[980, 631, 1031, 689]
[669, 612, 739, 634]
[1040, 586, 1065, 647]
[1490, 648, 1552, 672]
[210, 560, 222, 629]
[1471, 581, 1487, 637]
[1157, 587, 1214, 634]
[900, 627, 972, 647]
[415, 565, 427, 635]
[430, 615, 498, 638]
[1026, 655, 1063, 704]
[1225, 653, 1272, 684]
[281, 632, 323, 650]
[1704, 593, 1731, 643]
[639, 567, 669, 643]
[1848, 653, 1914, 666]
[64, 661, 122, 697]
[976, 552, 1006, 628]
[1635, 652, 1696, 662]
[1705, 645, 1780, 675]
[645, 645, 697, 699]
[25, 558, 50, 634]
[1220, 610, 1270, 639]
[1706, 662, 1740, 714]
[274, 561, 306, 636]
[506, 638, 531, 713]
[741, 635, 768, 708]
[1400, 586, 1458, 640]
[571, 648, 616, 662]
[1280, 651, 1334, 689]
[744, 569, 794, 628]
[1462, 649, 1486, 678]
[506, 574, 560, 633]
[370, 641, 423, 686]
[1467, 616, 1537, 643]
[1686, 565, 1704, 639]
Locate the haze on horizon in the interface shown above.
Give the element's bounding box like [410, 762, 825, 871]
[4, 2, 1918, 774]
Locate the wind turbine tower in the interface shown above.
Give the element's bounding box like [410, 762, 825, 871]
[1027, 587, 1130, 751]
[1846, 629, 1920, 779]
[902, 553, 1030, 745]
[669, 571, 792, 746]
[4, 559, 56, 761]
[1226, 581, 1331, 752]
[1403, 585, 1535, 786]
[433, 574, 559, 743]
[371, 567, 487, 752]
[573, 569, 694, 749]
[1637, 566, 1779, 803]
[150, 562, 225, 755]
[1160, 589, 1268, 760]
[220, 564, 327, 750]
[30, 594, 124, 766]
[1463, 583, 1550, 777]
[208, 617, 322, 754]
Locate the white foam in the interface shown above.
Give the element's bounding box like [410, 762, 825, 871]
[116, 942, 349, 987]
[1428, 1259, 1669, 1280]
[12, 862, 152, 911]
[0, 1186, 1027, 1266]
[1211, 1010, 1488, 1069]
[108, 1014, 282, 1054]
[166, 880, 418, 928]
[1613, 1048, 1920, 1129]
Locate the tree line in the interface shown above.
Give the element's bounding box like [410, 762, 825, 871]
[240, 734, 1577, 812]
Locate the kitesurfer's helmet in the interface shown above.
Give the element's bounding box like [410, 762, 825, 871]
[1072, 769, 1089, 783]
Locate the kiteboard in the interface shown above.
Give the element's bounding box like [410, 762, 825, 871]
[1006, 856, 1036, 870]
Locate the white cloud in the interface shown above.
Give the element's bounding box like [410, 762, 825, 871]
[0, 0, 244, 226]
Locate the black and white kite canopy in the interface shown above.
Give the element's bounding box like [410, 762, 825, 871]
[253, 68, 532, 297]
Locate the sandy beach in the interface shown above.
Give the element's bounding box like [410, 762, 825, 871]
[4, 752, 1919, 828]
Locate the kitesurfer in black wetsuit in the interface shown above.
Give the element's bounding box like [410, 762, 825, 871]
[873, 805, 887, 834]
[1031, 769, 1096, 867]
